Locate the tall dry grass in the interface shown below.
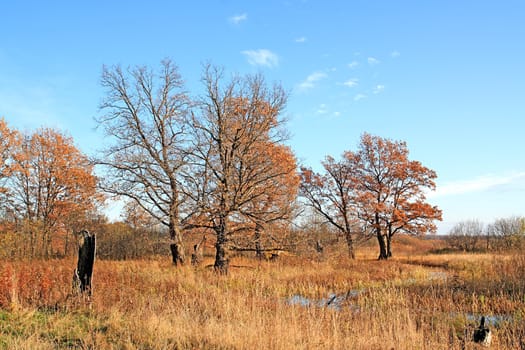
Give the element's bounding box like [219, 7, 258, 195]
[1, 248, 525, 349]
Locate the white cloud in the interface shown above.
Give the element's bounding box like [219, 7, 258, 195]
[368, 57, 380, 65]
[373, 84, 385, 94]
[428, 172, 525, 199]
[391, 50, 401, 58]
[229, 13, 247, 24]
[242, 49, 279, 68]
[297, 71, 327, 90]
[295, 37, 307, 43]
[343, 78, 358, 88]
[354, 93, 367, 101]
[348, 61, 359, 69]
[317, 103, 328, 114]
[333, 111, 341, 117]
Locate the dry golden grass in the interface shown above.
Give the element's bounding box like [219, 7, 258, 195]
[1, 239, 525, 349]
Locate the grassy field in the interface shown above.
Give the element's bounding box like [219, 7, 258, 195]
[1, 237, 525, 349]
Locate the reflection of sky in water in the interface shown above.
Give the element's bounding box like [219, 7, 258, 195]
[465, 314, 512, 327]
[286, 290, 363, 312]
[287, 291, 512, 329]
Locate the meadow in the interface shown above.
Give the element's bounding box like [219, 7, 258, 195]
[1, 237, 525, 349]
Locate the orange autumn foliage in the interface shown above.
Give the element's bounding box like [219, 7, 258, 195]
[346, 133, 442, 259]
[0, 118, 19, 195]
[300, 133, 441, 260]
[242, 142, 299, 219]
[9, 128, 101, 257]
[191, 67, 291, 272]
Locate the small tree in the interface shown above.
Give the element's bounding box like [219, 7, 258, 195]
[449, 219, 484, 251]
[487, 216, 525, 250]
[300, 155, 362, 259]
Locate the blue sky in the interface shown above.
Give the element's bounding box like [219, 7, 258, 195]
[1, 1, 524, 233]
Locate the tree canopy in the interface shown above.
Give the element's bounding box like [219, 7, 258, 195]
[300, 133, 442, 260]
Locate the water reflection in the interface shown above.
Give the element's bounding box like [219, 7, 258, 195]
[286, 290, 362, 311]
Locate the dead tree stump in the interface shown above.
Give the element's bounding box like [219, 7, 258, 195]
[315, 240, 324, 254]
[191, 235, 207, 266]
[73, 230, 96, 295]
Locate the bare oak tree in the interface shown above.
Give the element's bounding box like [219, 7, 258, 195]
[188, 65, 289, 274]
[486, 216, 525, 250]
[300, 156, 361, 259]
[96, 59, 191, 265]
[449, 219, 484, 251]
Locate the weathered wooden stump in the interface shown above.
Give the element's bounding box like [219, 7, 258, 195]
[73, 230, 96, 295]
[315, 239, 324, 254]
[191, 235, 207, 266]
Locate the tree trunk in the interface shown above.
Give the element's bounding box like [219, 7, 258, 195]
[170, 243, 184, 265]
[315, 240, 324, 254]
[375, 213, 388, 260]
[254, 223, 263, 259]
[377, 234, 388, 260]
[345, 231, 355, 259]
[29, 229, 35, 258]
[386, 235, 392, 258]
[73, 230, 96, 295]
[64, 229, 69, 257]
[214, 216, 229, 274]
[214, 234, 229, 274]
[169, 218, 185, 266]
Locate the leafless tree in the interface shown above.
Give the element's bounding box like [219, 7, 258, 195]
[96, 59, 191, 265]
[449, 219, 484, 251]
[300, 156, 365, 259]
[187, 64, 289, 274]
[487, 216, 525, 250]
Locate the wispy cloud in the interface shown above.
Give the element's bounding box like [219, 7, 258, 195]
[343, 78, 358, 88]
[391, 50, 401, 58]
[242, 49, 279, 68]
[316, 103, 328, 114]
[354, 93, 367, 101]
[0, 82, 64, 129]
[367, 57, 380, 66]
[229, 13, 247, 24]
[373, 84, 385, 94]
[295, 37, 307, 43]
[428, 172, 525, 198]
[297, 71, 327, 90]
[348, 61, 359, 69]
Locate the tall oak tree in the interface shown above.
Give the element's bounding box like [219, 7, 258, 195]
[188, 65, 290, 273]
[96, 59, 191, 265]
[347, 133, 442, 259]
